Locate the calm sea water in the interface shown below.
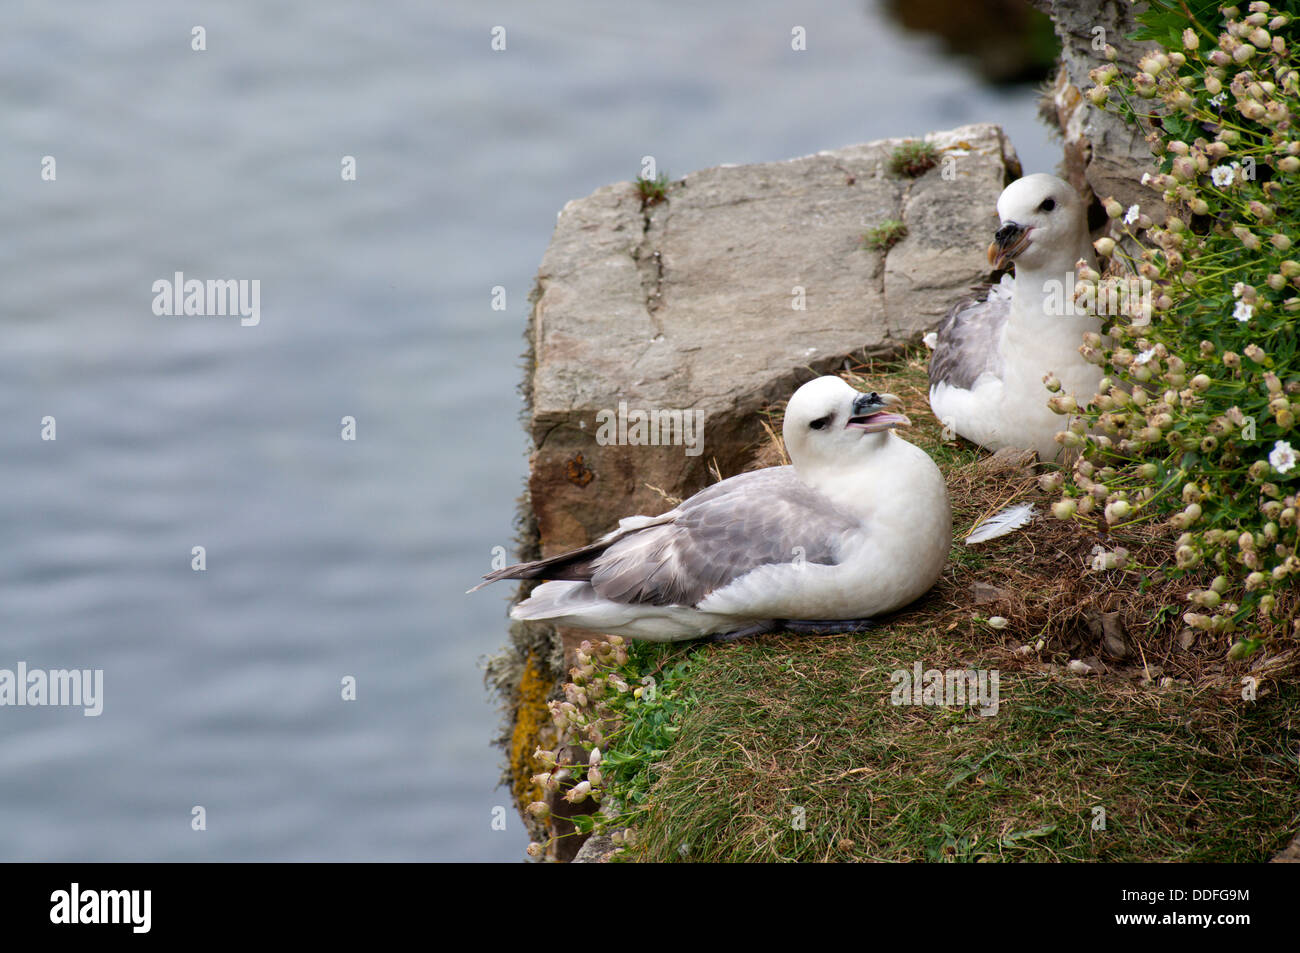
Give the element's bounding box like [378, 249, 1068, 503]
[0, 1, 1054, 860]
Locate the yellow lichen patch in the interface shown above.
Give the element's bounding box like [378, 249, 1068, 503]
[509, 650, 556, 812]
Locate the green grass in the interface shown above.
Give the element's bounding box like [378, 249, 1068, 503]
[635, 172, 670, 207]
[947, 545, 990, 571]
[861, 219, 907, 252]
[629, 627, 1300, 862]
[887, 140, 940, 177]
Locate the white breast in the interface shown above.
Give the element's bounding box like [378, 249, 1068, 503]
[698, 435, 951, 620]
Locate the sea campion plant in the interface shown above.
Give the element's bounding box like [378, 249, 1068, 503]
[1063, 1, 1300, 657]
[525, 636, 691, 859]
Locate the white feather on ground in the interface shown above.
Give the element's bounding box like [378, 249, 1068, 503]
[965, 503, 1035, 545]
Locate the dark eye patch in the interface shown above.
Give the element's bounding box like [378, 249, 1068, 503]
[809, 415, 831, 430]
[1039, 198, 1056, 212]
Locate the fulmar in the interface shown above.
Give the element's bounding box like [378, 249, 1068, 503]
[928, 173, 1101, 461]
[472, 376, 951, 642]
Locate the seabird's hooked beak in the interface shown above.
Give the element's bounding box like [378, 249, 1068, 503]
[847, 391, 911, 433]
[987, 221, 1032, 270]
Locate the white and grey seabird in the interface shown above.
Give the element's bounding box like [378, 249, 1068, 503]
[928, 173, 1101, 461]
[472, 376, 952, 642]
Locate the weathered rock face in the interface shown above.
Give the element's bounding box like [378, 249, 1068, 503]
[1030, 0, 1164, 217]
[526, 123, 1018, 567]
[493, 124, 1019, 851]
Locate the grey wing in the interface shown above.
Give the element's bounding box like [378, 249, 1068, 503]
[588, 467, 862, 607]
[929, 282, 1011, 391]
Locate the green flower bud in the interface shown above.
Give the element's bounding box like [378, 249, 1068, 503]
[1105, 500, 1133, 523]
[1052, 499, 1077, 520]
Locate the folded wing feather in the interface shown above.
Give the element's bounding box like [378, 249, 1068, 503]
[476, 466, 866, 608]
[928, 276, 1013, 392]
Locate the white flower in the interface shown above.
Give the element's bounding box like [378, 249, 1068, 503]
[1124, 204, 1140, 225]
[1233, 282, 1246, 298]
[1211, 164, 1235, 187]
[1234, 300, 1253, 322]
[1209, 92, 1227, 107]
[1090, 545, 1130, 571]
[1270, 440, 1297, 474]
[1135, 347, 1157, 365]
[1141, 172, 1153, 185]
[923, 331, 938, 349]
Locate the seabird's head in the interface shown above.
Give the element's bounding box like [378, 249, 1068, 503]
[987, 173, 1093, 273]
[783, 376, 910, 468]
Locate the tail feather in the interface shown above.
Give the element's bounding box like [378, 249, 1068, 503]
[467, 512, 678, 594]
[509, 581, 598, 621]
[466, 538, 611, 593]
